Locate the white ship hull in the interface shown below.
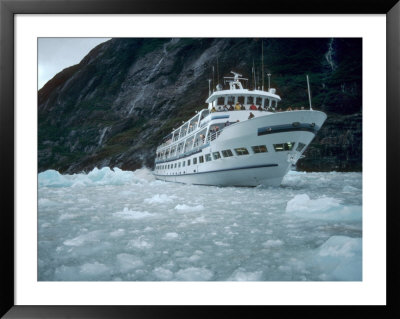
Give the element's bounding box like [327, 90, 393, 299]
[153, 110, 326, 187]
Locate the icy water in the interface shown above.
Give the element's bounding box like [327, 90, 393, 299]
[38, 167, 362, 281]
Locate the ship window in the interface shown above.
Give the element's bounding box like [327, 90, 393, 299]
[205, 154, 212, 162]
[182, 161, 185, 167]
[178, 162, 181, 168]
[234, 147, 249, 156]
[221, 149, 233, 157]
[213, 151, 221, 160]
[217, 97, 225, 105]
[174, 163, 177, 168]
[187, 159, 191, 166]
[193, 158, 197, 165]
[256, 97, 263, 106]
[296, 142, 306, 152]
[199, 156, 204, 163]
[273, 142, 295, 152]
[227, 96, 235, 105]
[247, 96, 254, 104]
[252, 145, 268, 153]
[238, 96, 245, 104]
[263, 98, 270, 108]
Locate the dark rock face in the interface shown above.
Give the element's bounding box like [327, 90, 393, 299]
[38, 38, 362, 173]
[297, 113, 362, 172]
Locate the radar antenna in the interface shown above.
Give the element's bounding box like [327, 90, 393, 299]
[230, 71, 242, 81]
[223, 71, 248, 90]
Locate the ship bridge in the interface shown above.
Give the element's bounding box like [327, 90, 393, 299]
[206, 71, 281, 111]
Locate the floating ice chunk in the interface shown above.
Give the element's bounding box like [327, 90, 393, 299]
[79, 262, 109, 277]
[38, 170, 72, 188]
[192, 216, 206, 223]
[114, 207, 153, 219]
[116, 253, 144, 272]
[286, 194, 341, 213]
[286, 194, 361, 221]
[263, 239, 284, 248]
[314, 236, 362, 281]
[54, 265, 79, 281]
[228, 268, 263, 281]
[187, 253, 202, 262]
[86, 167, 133, 186]
[175, 267, 213, 281]
[164, 232, 179, 240]
[38, 167, 155, 189]
[63, 230, 102, 246]
[59, 213, 78, 221]
[342, 185, 360, 193]
[318, 236, 361, 258]
[150, 180, 165, 187]
[127, 238, 153, 249]
[38, 198, 55, 206]
[132, 167, 156, 183]
[214, 241, 230, 247]
[175, 204, 204, 212]
[110, 229, 125, 237]
[278, 265, 291, 272]
[144, 194, 175, 204]
[153, 267, 174, 280]
[71, 180, 87, 188]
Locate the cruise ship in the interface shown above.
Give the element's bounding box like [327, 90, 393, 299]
[153, 72, 327, 187]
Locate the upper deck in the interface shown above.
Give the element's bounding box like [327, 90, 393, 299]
[206, 71, 280, 112]
[156, 72, 282, 152]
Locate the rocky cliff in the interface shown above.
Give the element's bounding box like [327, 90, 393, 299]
[38, 38, 362, 173]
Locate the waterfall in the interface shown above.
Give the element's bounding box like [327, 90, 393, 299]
[98, 126, 110, 146]
[325, 38, 336, 71]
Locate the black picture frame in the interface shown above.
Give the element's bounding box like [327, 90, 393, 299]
[1, 0, 399, 318]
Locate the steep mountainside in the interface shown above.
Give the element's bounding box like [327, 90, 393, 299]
[38, 38, 362, 173]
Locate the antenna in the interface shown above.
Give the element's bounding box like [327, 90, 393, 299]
[261, 40, 264, 91]
[251, 60, 254, 89]
[253, 60, 257, 90]
[208, 79, 211, 96]
[267, 73, 271, 90]
[306, 74, 313, 110]
[216, 57, 219, 85]
[212, 66, 215, 92]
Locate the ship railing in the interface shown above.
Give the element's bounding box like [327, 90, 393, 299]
[157, 139, 173, 150]
[207, 129, 223, 143]
[155, 142, 210, 164]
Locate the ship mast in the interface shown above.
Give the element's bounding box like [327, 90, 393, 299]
[261, 40, 264, 91]
[306, 74, 313, 110]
